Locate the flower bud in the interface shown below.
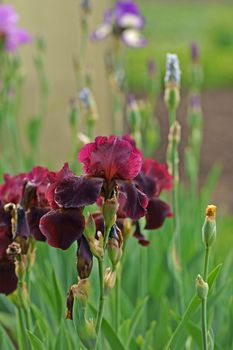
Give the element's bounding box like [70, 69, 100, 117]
[104, 267, 116, 294]
[164, 53, 181, 113]
[78, 319, 96, 350]
[71, 278, 90, 307]
[202, 205, 217, 248]
[107, 224, 123, 267]
[84, 212, 96, 240]
[196, 274, 209, 300]
[77, 237, 93, 279]
[6, 242, 21, 258]
[103, 196, 119, 228]
[15, 255, 27, 281]
[88, 231, 104, 258]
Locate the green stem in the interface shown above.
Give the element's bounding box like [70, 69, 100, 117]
[115, 268, 121, 334]
[95, 257, 105, 349]
[201, 246, 210, 350]
[169, 112, 184, 313]
[201, 298, 208, 350]
[204, 247, 210, 281]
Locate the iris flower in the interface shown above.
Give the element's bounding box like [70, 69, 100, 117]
[0, 166, 51, 294]
[39, 136, 148, 251]
[91, 1, 146, 48]
[0, 4, 31, 52]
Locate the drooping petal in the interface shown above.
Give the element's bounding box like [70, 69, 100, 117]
[133, 221, 149, 246]
[91, 22, 112, 41]
[78, 135, 142, 181]
[46, 163, 74, 209]
[121, 29, 147, 48]
[54, 176, 103, 208]
[77, 236, 93, 279]
[145, 198, 173, 230]
[39, 208, 85, 250]
[134, 171, 156, 200]
[27, 207, 50, 241]
[118, 181, 148, 220]
[0, 260, 18, 295]
[15, 206, 30, 238]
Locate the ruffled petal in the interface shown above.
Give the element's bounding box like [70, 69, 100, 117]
[118, 181, 148, 220]
[121, 29, 147, 48]
[0, 260, 18, 295]
[54, 176, 104, 208]
[27, 207, 50, 241]
[78, 135, 142, 181]
[39, 209, 85, 250]
[145, 198, 173, 230]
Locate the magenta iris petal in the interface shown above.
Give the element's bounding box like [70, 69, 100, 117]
[0, 261, 18, 295]
[0, 173, 27, 204]
[39, 208, 85, 250]
[145, 198, 173, 230]
[78, 135, 142, 181]
[54, 176, 103, 208]
[118, 181, 148, 220]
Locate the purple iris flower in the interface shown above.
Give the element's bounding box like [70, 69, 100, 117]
[0, 4, 31, 52]
[91, 1, 147, 48]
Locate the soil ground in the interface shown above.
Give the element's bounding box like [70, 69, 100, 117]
[154, 89, 233, 213]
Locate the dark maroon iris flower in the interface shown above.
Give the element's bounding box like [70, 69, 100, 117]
[39, 136, 148, 254]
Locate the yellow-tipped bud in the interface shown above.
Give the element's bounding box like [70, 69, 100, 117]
[202, 205, 217, 247]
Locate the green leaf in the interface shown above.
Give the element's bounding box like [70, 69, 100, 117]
[165, 264, 222, 350]
[0, 325, 15, 350]
[127, 297, 149, 348]
[27, 331, 47, 350]
[143, 321, 157, 350]
[89, 304, 126, 350]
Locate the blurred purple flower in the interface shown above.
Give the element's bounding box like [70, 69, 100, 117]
[191, 42, 199, 63]
[147, 59, 156, 76]
[91, 1, 147, 48]
[0, 4, 31, 52]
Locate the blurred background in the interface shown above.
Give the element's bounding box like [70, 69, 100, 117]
[10, 0, 233, 212]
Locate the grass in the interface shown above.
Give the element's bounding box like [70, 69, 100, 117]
[126, 0, 233, 91]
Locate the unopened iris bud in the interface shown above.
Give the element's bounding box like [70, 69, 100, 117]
[78, 319, 96, 350]
[103, 196, 119, 228]
[71, 278, 90, 307]
[15, 255, 27, 281]
[77, 237, 93, 279]
[202, 205, 217, 248]
[107, 237, 122, 267]
[84, 212, 96, 240]
[80, 0, 92, 14]
[104, 267, 117, 294]
[164, 53, 181, 113]
[196, 274, 209, 299]
[88, 231, 104, 258]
